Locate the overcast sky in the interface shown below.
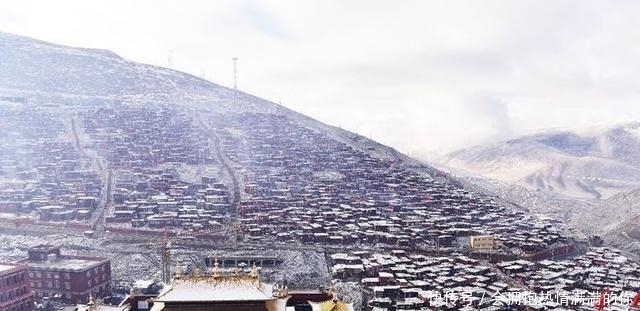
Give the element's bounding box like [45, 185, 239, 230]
[3, 0, 640, 159]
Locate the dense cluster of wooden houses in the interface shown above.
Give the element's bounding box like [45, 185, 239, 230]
[498, 247, 640, 300]
[208, 113, 570, 255]
[82, 105, 215, 168]
[4, 101, 640, 311]
[107, 168, 231, 231]
[0, 106, 102, 223]
[1, 105, 574, 256]
[331, 248, 640, 310]
[78, 104, 237, 232]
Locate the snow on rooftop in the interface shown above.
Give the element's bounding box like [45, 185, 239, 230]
[133, 279, 155, 289]
[0, 264, 18, 273]
[156, 278, 274, 302]
[76, 304, 126, 311]
[27, 257, 104, 271]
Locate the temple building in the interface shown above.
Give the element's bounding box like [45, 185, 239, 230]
[75, 293, 126, 311]
[149, 261, 290, 311]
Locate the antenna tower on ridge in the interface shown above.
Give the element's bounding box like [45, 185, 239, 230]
[232, 57, 239, 90]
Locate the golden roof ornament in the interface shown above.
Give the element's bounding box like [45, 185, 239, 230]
[212, 258, 221, 278]
[192, 267, 200, 278]
[87, 292, 96, 311]
[273, 284, 289, 298]
[309, 285, 352, 311]
[328, 285, 336, 301]
[174, 262, 182, 279]
[249, 262, 258, 279]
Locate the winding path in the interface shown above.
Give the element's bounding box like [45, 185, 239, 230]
[70, 114, 112, 237]
[195, 114, 241, 210]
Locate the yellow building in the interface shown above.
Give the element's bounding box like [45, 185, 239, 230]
[469, 235, 496, 249]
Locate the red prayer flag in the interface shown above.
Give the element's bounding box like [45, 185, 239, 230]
[631, 290, 640, 308]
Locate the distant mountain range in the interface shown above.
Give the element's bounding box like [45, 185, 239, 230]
[440, 123, 640, 255]
[440, 122, 640, 200]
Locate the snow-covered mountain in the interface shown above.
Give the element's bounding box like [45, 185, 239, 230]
[588, 189, 640, 253]
[0, 31, 433, 171]
[440, 124, 640, 253]
[441, 123, 640, 200]
[0, 31, 287, 114]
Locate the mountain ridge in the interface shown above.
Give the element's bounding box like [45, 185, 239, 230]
[0, 31, 443, 178]
[440, 122, 640, 200]
[0, 31, 288, 115]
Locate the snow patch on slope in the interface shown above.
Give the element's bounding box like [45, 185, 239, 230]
[441, 122, 640, 200]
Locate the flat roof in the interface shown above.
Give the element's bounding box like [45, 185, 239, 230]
[0, 263, 26, 274]
[156, 279, 274, 302]
[27, 257, 107, 272]
[29, 244, 61, 251]
[0, 264, 18, 273]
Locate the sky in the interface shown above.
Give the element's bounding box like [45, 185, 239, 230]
[2, 0, 640, 159]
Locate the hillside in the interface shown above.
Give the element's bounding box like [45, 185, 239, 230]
[0, 31, 425, 167]
[594, 189, 640, 252]
[441, 124, 640, 200]
[0, 31, 286, 114]
[6, 32, 640, 308]
[0, 31, 477, 240]
[0, 31, 575, 257]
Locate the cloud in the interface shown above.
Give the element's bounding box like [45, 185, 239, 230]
[2, 0, 640, 158]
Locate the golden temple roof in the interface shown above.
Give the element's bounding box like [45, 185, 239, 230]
[312, 299, 353, 311]
[308, 286, 354, 311]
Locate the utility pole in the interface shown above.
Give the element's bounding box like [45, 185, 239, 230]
[232, 57, 239, 90]
[168, 50, 174, 69]
[161, 228, 171, 283]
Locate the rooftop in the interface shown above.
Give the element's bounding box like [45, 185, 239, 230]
[29, 244, 61, 252]
[156, 278, 274, 302]
[26, 256, 106, 271]
[0, 263, 23, 273]
[155, 261, 288, 303]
